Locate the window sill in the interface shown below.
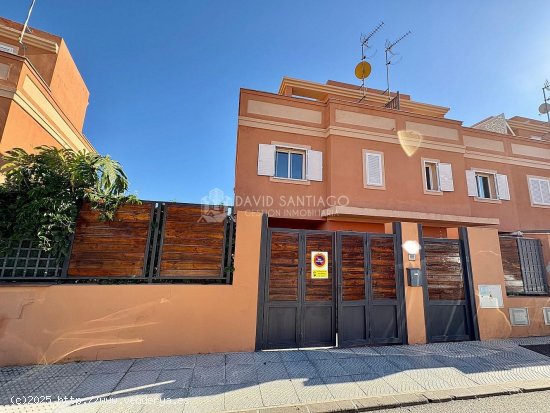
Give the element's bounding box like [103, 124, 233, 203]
[506, 293, 549, 297]
[531, 203, 550, 209]
[424, 189, 443, 196]
[270, 177, 311, 185]
[363, 184, 386, 191]
[474, 197, 501, 204]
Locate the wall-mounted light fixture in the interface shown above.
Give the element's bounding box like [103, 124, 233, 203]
[402, 240, 420, 261]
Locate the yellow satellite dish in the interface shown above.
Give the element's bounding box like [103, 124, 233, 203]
[354, 61, 372, 80]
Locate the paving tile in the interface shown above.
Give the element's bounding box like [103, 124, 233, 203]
[382, 372, 425, 393]
[191, 366, 225, 387]
[32, 375, 89, 398]
[336, 357, 374, 375]
[278, 350, 308, 362]
[54, 401, 104, 413]
[159, 356, 197, 370]
[303, 350, 334, 361]
[224, 384, 264, 410]
[291, 378, 334, 404]
[226, 352, 255, 365]
[311, 358, 348, 377]
[129, 358, 171, 372]
[352, 373, 397, 396]
[306, 400, 356, 413]
[96, 400, 143, 413]
[70, 373, 126, 398]
[194, 354, 225, 367]
[284, 361, 319, 379]
[139, 389, 188, 413]
[185, 385, 225, 413]
[421, 389, 454, 403]
[353, 395, 399, 411]
[157, 368, 193, 389]
[0, 365, 39, 382]
[0, 376, 49, 403]
[327, 348, 358, 359]
[392, 393, 429, 407]
[115, 370, 161, 392]
[226, 364, 258, 385]
[35, 362, 101, 378]
[351, 347, 380, 356]
[257, 362, 289, 383]
[94, 360, 135, 374]
[321, 375, 365, 400]
[259, 379, 300, 406]
[254, 351, 283, 364]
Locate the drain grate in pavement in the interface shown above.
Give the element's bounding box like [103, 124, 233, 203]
[520, 344, 550, 357]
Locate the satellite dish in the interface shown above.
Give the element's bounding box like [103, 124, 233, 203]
[355, 61, 372, 80]
[539, 102, 550, 115]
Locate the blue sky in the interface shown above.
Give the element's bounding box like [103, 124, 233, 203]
[4, 1, 549, 202]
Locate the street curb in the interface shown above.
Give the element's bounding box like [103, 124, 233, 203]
[231, 379, 550, 413]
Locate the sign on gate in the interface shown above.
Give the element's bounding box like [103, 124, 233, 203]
[311, 251, 329, 279]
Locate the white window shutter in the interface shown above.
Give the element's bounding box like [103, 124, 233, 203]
[466, 170, 478, 197]
[529, 178, 543, 204]
[541, 180, 550, 205]
[496, 174, 510, 200]
[306, 150, 323, 182]
[438, 163, 454, 192]
[257, 144, 275, 176]
[366, 152, 383, 186]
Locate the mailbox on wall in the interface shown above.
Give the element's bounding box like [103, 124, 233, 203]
[407, 268, 423, 287]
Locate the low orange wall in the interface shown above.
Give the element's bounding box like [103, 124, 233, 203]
[467, 227, 550, 340]
[0, 212, 263, 367]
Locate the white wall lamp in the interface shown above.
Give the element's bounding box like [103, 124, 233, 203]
[402, 240, 421, 261]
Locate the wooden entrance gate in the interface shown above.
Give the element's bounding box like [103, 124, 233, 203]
[421, 233, 477, 343]
[337, 231, 406, 346]
[258, 226, 406, 349]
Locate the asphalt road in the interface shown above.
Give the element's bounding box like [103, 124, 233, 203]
[378, 390, 550, 413]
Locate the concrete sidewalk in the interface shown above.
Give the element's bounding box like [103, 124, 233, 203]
[2, 337, 550, 413]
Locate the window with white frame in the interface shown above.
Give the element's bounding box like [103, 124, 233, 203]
[424, 161, 439, 191]
[465, 169, 510, 201]
[364, 151, 384, 188]
[422, 160, 454, 193]
[275, 148, 305, 180]
[528, 177, 550, 206]
[257, 144, 323, 182]
[476, 172, 498, 199]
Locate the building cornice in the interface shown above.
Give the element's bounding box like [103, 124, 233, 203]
[322, 205, 499, 226]
[279, 77, 451, 118]
[0, 25, 58, 53]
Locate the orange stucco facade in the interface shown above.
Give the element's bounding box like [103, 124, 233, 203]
[0, 17, 94, 158]
[234, 77, 550, 233]
[235, 77, 550, 346]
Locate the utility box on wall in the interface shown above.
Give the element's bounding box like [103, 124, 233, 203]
[407, 268, 422, 287]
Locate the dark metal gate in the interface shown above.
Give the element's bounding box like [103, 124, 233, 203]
[421, 232, 477, 343]
[259, 226, 405, 349]
[261, 229, 336, 349]
[336, 231, 406, 346]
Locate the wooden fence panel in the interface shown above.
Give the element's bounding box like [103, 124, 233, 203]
[157, 204, 227, 277]
[424, 240, 465, 301]
[499, 237, 524, 295]
[68, 203, 154, 277]
[370, 237, 397, 300]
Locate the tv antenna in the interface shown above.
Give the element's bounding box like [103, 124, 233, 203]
[383, 30, 411, 100]
[538, 80, 550, 128]
[18, 0, 36, 45]
[355, 22, 384, 102]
